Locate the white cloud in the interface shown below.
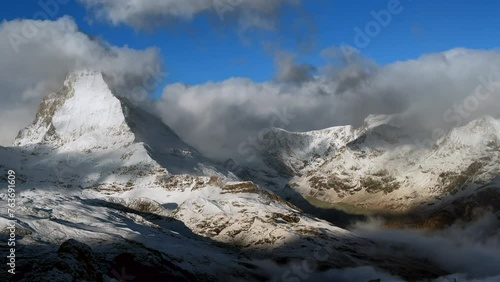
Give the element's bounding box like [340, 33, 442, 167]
[155, 48, 500, 161]
[0, 16, 162, 146]
[273, 51, 316, 83]
[79, 0, 299, 30]
[352, 214, 500, 280]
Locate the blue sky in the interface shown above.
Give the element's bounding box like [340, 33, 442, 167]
[2, 0, 500, 87]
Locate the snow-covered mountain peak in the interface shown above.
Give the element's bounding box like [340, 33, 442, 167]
[13, 70, 234, 186]
[463, 115, 500, 132]
[436, 115, 500, 148]
[54, 70, 133, 143]
[14, 69, 132, 147]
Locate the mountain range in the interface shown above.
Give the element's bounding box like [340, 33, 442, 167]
[0, 70, 498, 281]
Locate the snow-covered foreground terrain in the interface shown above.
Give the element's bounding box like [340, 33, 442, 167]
[0, 70, 499, 281]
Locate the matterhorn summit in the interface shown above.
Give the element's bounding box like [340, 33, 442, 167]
[14, 70, 132, 147]
[13, 70, 234, 188]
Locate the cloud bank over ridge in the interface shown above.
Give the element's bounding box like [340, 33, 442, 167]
[155, 48, 500, 160]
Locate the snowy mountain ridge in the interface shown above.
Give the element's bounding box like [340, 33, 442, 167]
[248, 110, 500, 221]
[0, 70, 450, 281]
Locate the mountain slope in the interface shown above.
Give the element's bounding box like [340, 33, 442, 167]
[246, 114, 500, 221]
[0, 70, 447, 281]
